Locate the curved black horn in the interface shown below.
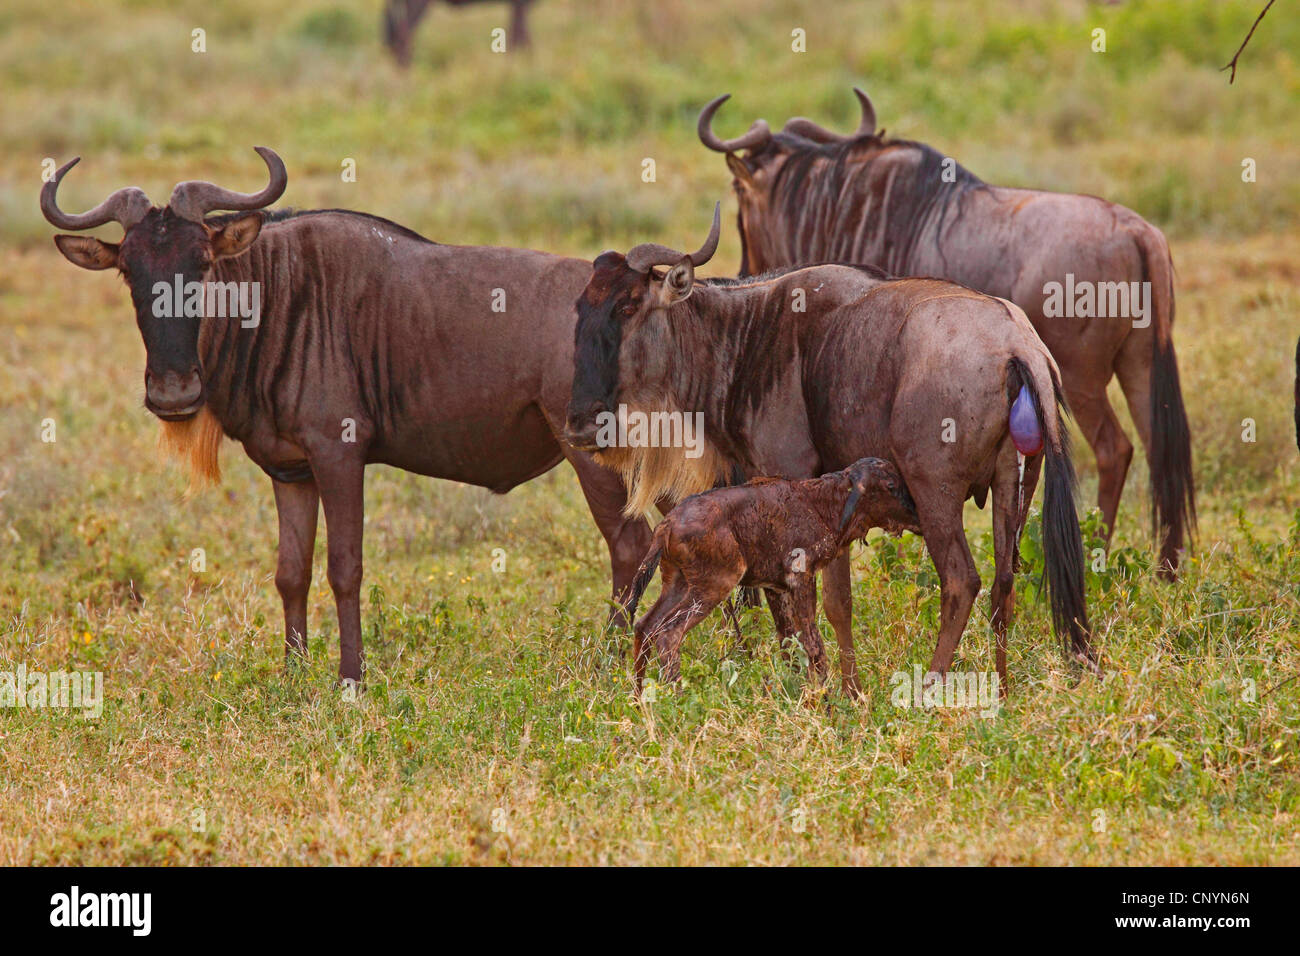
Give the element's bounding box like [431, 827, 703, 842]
[625, 203, 722, 273]
[168, 146, 287, 222]
[783, 87, 878, 143]
[697, 95, 772, 153]
[40, 158, 151, 232]
[852, 87, 877, 137]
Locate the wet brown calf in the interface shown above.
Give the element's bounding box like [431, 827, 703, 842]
[626, 458, 920, 696]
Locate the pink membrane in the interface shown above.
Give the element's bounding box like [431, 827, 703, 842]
[1009, 384, 1043, 456]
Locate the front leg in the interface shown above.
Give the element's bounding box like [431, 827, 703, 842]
[272, 477, 319, 665]
[311, 451, 367, 684]
[821, 553, 859, 697]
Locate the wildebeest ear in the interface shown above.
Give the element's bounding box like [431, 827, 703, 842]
[659, 256, 696, 305]
[209, 212, 263, 260]
[726, 153, 755, 188]
[53, 235, 119, 271]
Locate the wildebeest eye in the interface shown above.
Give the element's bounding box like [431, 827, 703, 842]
[619, 301, 640, 318]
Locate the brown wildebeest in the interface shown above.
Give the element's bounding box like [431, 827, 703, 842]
[698, 89, 1195, 577]
[41, 147, 650, 684]
[564, 206, 1097, 696]
[384, 0, 534, 65]
[626, 457, 920, 696]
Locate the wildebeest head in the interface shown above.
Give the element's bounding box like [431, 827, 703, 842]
[42, 148, 286, 420]
[565, 204, 727, 515]
[698, 89, 878, 275]
[565, 202, 722, 450]
[837, 456, 919, 540]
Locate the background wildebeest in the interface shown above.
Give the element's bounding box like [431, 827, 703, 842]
[626, 457, 921, 696]
[565, 206, 1097, 695]
[384, 0, 535, 65]
[41, 147, 650, 683]
[698, 88, 1196, 577]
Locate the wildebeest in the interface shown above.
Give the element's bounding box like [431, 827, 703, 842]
[626, 457, 920, 696]
[384, 0, 535, 65]
[698, 89, 1195, 577]
[41, 147, 650, 683]
[564, 206, 1097, 695]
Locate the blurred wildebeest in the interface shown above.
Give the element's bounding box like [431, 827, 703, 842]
[384, 0, 534, 65]
[699, 89, 1195, 577]
[626, 457, 920, 696]
[565, 206, 1097, 695]
[41, 147, 649, 684]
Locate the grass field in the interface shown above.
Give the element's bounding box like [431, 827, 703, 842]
[1, 0, 1298, 864]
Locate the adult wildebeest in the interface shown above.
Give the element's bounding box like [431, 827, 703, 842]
[41, 147, 650, 683]
[564, 206, 1097, 695]
[698, 89, 1195, 577]
[384, 0, 534, 65]
[626, 458, 920, 696]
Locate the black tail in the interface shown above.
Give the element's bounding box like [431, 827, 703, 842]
[1150, 334, 1196, 573]
[1136, 231, 1195, 575]
[1293, 337, 1300, 452]
[1010, 358, 1097, 670]
[625, 541, 663, 623]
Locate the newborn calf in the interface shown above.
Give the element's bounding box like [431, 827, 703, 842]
[626, 457, 920, 696]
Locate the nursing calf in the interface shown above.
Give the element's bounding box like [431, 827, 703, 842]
[626, 457, 920, 695]
[566, 205, 1098, 697]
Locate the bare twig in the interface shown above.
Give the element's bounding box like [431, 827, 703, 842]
[1222, 0, 1277, 84]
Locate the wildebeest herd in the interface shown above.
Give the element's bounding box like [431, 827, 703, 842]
[41, 88, 1196, 699]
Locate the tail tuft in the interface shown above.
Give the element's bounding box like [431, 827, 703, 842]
[1010, 358, 1097, 670]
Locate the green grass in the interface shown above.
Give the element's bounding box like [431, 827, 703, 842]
[1, 0, 1298, 864]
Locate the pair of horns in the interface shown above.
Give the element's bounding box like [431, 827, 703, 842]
[625, 202, 721, 273]
[698, 88, 877, 153]
[41, 146, 287, 233]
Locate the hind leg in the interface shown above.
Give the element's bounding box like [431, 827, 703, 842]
[907, 480, 981, 678]
[989, 442, 1021, 696]
[1012, 452, 1043, 573]
[1065, 382, 1133, 544]
[637, 569, 737, 690]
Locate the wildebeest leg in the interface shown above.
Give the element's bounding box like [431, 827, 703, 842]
[1013, 452, 1043, 573]
[272, 478, 319, 666]
[1066, 382, 1133, 543]
[562, 448, 652, 628]
[314, 455, 367, 684]
[989, 442, 1020, 696]
[909, 484, 981, 678]
[644, 578, 734, 687]
[632, 564, 683, 696]
[510, 0, 532, 47]
[788, 581, 828, 690]
[821, 553, 860, 697]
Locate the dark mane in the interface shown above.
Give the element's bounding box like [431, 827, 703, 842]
[205, 207, 437, 245]
[769, 132, 986, 273]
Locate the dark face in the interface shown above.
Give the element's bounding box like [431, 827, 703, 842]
[54, 208, 263, 421]
[564, 252, 652, 449]
[118, 210, 211, 419]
